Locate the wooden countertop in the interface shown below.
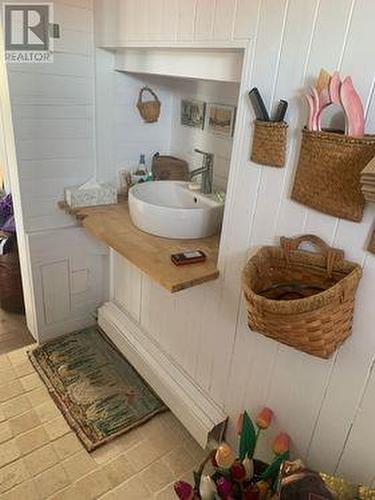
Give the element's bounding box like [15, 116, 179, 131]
[59, 201, 220, 292]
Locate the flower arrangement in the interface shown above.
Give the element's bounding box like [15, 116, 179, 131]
[0, 193, 15, 233]
[174, 408, 290, 500]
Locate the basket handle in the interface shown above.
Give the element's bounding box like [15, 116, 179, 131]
[280, 234, 344, 276]
[137, 86, 160, 105]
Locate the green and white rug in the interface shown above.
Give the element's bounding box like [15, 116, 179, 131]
[28, 327, 166, 451]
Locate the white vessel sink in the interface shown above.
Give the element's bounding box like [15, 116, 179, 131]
[128, 181, 224, 239]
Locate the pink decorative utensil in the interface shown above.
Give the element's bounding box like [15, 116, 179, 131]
[316, 87, 332, 129]
[305, 94, 317, 131]
[316, 69, 331, 95]
[340, 76, 365, 137]
[329, 71, 341, 106]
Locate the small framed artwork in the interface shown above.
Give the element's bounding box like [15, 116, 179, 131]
[180, 99, 206, 129]
[206, 103, 236, 137]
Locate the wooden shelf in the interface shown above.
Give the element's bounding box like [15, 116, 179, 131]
[59, 201, 220, 293]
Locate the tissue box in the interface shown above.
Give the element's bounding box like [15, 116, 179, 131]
[65, 182, 117, 208]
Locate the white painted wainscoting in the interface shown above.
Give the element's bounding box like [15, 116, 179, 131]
[97, 0, 375, 485]
[28, 227, 108, 341]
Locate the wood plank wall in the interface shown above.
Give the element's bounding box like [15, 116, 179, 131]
[2, 0, 108, 338]
[6, 0, 96, 233]
[109, 0, 375, 484]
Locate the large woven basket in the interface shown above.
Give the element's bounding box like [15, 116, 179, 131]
[0, 238, 24, 314]
[136, 86, 161, 123]
[251, 120, 288, 167]
[291, 129, 375, 222]
[242, 235, 362, 358]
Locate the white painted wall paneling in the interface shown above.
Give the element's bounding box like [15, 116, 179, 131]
[3, 0, 108, 342]
[6, 0, 96, 233]
[105, 0, 375, 484]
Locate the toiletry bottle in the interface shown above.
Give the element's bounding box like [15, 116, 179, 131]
[135, 154, 147, 176]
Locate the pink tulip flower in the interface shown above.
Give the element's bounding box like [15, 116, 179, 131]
[272, 432, 290, 455]
[255, 407, 274, 429]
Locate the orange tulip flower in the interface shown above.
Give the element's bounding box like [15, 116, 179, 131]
[255, 407, 274, 429]
[272, 432, 290, 455]
[215, 443, 235, 469]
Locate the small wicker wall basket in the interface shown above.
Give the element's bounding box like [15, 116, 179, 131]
[291, 129, 375, 222]
[251, 120, 288, 167]
[136, 86, 161, 123]
[241, 234, 362, 359]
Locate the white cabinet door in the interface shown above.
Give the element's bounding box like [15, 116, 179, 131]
[94, 0, 254, 46]
[213, 0, 236, 41]
[195, 0, 215, 40]
[118, 0, 147, 42]
[94, 0, 119, 46]
[233, 0, 259, 40]
[176, 0, 196, 41]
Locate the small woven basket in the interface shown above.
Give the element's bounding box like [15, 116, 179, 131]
[136, 86, 161, 123]
[242, 234, 362, 359]
[251, 120, 288, 167]
[291, 129, 375, 222]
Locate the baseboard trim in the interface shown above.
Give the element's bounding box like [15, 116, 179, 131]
[98, 301, 227, 447]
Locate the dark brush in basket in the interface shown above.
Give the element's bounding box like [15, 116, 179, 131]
[242, 234, 362, 358]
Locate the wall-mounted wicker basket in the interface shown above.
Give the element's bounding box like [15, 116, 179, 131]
[291, 129, 375, 222]
[242, 234, 362, 359]
[136, 86, 161, 123]
[251, 120, 288, 167]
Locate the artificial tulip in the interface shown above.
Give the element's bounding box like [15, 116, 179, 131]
[255, 407, 274, 430]
[211, 452, 218, 468]
[199, 475, 217, 500]
[242, 456, 254, 480]
[174, 480, 194, 500]
[256, 480, 270, 496]
[272, 432, 290, 455]
[230, 460, 247, 481]
[215, 443, 235, 469]
[243, 485, 260, 500]
[236, 413, 244, 435]
[216, 476, 233, 498]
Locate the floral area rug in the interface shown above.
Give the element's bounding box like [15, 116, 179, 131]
[28, 327, 166, 451]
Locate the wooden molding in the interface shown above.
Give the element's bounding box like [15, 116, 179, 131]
[98, 301, 227, 448]
[114, 48, 244, 83]
[368, 228, 375, 254]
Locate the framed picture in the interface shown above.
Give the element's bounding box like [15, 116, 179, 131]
[180, 99, 206, 129]
[206, 103, 236, 137]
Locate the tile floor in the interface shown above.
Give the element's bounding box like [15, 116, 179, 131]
[0, 310, 206, 499]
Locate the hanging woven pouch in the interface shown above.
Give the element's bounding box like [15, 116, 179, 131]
[291, 129, 375, 222]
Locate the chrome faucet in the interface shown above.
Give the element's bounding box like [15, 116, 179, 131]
[190, 149, 214, 194]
